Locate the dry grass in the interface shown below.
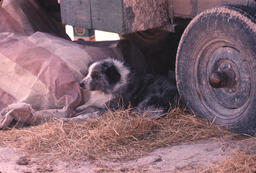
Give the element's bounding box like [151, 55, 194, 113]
[201, 152, 256, 173]
[0, 107, 235, 162]
[201, 137, 256, 173]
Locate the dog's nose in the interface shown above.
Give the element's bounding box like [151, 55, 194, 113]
[80, 82, 85, 88]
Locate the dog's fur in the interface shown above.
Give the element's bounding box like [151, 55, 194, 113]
[76, 58, 178, 118]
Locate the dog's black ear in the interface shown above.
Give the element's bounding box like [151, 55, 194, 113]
[105, 65, 121, 85]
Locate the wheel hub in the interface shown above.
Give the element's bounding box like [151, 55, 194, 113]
[195, 41, 252, 118]
[209, 65, 236, 89]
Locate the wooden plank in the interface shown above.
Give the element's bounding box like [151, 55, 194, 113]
[90, 0, 123, 33]
[60, 0, 256, 33]
[60, 0, 170, 33]
[60, 0, 92, 28]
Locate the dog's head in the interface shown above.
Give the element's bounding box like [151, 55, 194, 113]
[80, 58, 130, 94]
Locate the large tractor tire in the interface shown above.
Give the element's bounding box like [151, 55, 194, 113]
[176, 5, 256, 134]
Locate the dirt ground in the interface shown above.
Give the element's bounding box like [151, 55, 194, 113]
[0, 139, 253, 173]
[0, 109, 256, 173]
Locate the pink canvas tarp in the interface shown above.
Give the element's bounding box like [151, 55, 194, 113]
[0, 0, 139, 129]
[0, 32, 92, 128]
[0, 0, 106, 128]
[0, 30, 127, 129]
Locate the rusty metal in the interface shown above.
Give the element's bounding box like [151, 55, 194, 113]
[168, 0, 174, 24]
[160, 24, 176, 32]
[209, 72, 228, 88]
[209, 68, 236, 89]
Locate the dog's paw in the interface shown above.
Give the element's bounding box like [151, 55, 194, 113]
[75, 105, 87, 113]
[62, 111, 100, 122]
[75, 106, 103, 116]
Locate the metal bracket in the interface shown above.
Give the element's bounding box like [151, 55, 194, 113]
[160, 24, 176, 32]
[168, 0, 174, 24]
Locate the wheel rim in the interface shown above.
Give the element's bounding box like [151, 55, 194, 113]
[194, 40, 252, 120]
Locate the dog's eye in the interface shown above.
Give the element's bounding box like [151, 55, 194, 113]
[91, 71, 100, 79]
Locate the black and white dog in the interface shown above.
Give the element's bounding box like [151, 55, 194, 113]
[76, 58, 178, 118]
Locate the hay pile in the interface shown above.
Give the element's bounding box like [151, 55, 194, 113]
[0, 107, 234, 162]
[201, 137, 256, 173]
[202, 152, 256, 173]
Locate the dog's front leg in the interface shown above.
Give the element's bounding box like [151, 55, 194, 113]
[62, 111, 100, 122]
[75, 100, 94, 113]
